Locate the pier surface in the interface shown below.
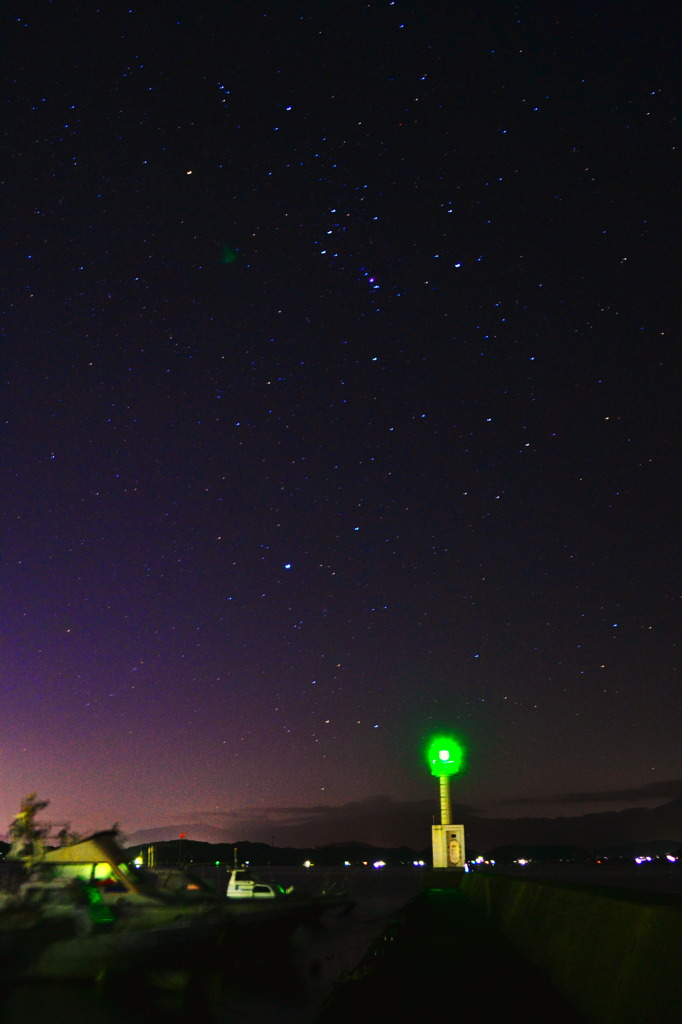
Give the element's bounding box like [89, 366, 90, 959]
[316, 883, 585, 1022]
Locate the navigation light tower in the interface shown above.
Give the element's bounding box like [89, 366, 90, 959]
[427, 735, 466, 869]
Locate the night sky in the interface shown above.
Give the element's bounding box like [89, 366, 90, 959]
[2, 1, 679, 847]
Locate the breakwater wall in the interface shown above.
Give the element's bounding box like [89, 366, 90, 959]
[460, 872, 682, 1024]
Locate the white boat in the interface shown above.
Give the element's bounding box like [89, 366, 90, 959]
[226, 866, 295, 899]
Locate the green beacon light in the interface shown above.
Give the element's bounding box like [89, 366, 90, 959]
[427, 735, 464, 777]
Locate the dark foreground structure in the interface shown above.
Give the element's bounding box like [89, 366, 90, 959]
[317, 872, 682, 1024]
[461, 871, 682, 1024]
[3, 864, 681, 1022]
[316, 883, 583, 1023]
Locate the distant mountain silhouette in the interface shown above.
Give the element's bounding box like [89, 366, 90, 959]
[124, 798, 682, 854]
[124, 823, 247, 847]
[461, 798, 682, 852]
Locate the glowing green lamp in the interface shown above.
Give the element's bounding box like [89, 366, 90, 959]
[427, 736, 464, 778]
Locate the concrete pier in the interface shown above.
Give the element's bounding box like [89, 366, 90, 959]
[317, 870, 682, 1024]
[461, 871, 682, 1024]
[315, 883, 585, 1022]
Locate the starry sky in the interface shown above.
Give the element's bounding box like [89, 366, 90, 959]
[2, 1, 679, 847]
